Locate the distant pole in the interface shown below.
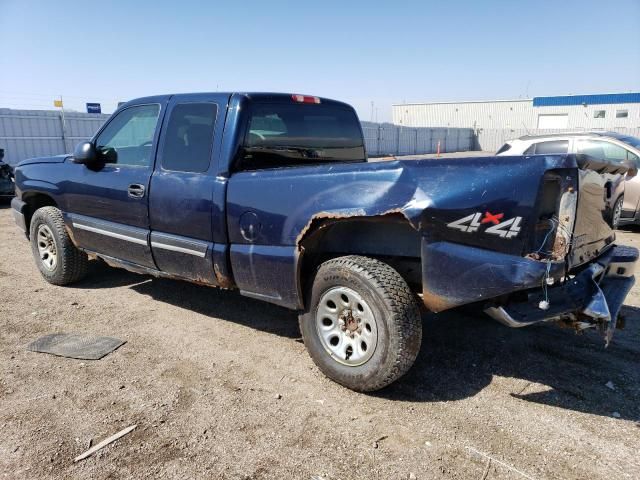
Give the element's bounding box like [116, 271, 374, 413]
[59, 95, 68, 151]
[370, 101, 374, 122]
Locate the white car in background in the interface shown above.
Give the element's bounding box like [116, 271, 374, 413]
[497, 131, 640, 228]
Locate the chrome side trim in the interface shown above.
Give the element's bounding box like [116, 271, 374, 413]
[150, 241, 206, 258]
[150, 231, 208, 258]
[72, 222, 148, 246]
[69, 213, 149, 246]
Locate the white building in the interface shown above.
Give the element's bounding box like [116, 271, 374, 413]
[393, 93, 640, 130]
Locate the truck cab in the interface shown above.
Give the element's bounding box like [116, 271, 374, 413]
[12, 93, 366, 299]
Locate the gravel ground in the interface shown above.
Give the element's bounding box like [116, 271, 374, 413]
[0, 204, 639, 479]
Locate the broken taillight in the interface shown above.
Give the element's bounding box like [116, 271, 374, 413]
[529, 170, 577, 261]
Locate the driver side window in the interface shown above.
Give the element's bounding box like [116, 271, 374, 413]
[95, 104, 160, 167]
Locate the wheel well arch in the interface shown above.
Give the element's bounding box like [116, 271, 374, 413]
[21, 192, 58, 237]
[297, 213, 423, 306]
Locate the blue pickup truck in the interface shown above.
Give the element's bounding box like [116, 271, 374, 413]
[10, 92, 638, 391]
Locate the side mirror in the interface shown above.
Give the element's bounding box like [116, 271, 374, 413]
[73, 141, 98, 165]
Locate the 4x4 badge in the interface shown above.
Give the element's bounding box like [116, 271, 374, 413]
[447, 212, 522, 238]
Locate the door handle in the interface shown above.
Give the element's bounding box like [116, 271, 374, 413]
[128, 183, 146, 198]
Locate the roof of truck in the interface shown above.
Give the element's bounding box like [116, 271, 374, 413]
[123, 92, 353, 109]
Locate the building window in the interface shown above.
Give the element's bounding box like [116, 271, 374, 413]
[616, 109, 629, 118]
[594, 110, 606, 118]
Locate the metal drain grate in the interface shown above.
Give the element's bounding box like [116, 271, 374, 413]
[27, 333, 125, 360]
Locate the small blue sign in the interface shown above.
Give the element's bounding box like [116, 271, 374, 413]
[86, 103, 102, 114]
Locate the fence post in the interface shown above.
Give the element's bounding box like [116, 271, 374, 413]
[59, 111, 68, 153]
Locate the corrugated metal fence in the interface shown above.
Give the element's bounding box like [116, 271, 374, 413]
[475, 127, 640, 152]
[0, 109, 475, 165]
[0, 109, 109, 165]
[361, 122, 474, 156]
[2, 108, 639, 164]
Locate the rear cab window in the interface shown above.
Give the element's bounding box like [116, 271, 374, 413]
[237, 101, 365, 171]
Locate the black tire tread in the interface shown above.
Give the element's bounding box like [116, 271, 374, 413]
[300, 255, 422, 391]
[30, 206, 88, 285]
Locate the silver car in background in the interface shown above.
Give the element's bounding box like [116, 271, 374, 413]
[497, 132, 640, 228]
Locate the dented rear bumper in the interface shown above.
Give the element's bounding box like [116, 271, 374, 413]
[422, 239, 637, 343]
[421, 239, 567, 312]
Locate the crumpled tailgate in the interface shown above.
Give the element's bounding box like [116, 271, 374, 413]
[569, 161, 625, 268]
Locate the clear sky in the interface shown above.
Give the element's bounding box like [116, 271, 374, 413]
[1, 0, 639, 121]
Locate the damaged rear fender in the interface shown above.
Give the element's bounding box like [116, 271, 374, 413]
[296, 212, 424, 307]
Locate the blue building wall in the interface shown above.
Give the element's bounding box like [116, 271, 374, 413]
[533, 93, 640, 107]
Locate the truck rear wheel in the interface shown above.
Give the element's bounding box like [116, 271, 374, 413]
[299, 255, 422, 392]
[29, 206, 88, 285]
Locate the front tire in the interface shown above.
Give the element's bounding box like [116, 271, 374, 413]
[29, 206, 88, 285]
[299, 255, 422, 392]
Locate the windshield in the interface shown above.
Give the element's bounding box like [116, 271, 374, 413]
[239, 102, 365, 170]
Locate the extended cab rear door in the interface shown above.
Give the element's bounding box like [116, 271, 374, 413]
[148, 93, 229, 284]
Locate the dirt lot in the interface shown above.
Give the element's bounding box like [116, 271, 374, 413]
[1, 204, 639, 480]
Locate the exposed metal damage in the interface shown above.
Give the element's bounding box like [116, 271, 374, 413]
[295, 206, 419, 248]
[285, 154, 636, 346]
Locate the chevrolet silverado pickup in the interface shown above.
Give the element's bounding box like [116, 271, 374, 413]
[10, 92, 638, 391]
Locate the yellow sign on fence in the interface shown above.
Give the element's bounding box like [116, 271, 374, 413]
[53, 99, 63, 108]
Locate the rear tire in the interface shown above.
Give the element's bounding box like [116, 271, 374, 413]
[299, 255, 422, 392]
[29, 206, 88, 285]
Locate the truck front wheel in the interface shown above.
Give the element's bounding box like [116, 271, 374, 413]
[29, 206, 88, 285]
[299, 255, 422, 392]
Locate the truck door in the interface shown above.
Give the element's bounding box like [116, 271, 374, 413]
[65, 101, 165, 268]
[148, 93, 228, 284]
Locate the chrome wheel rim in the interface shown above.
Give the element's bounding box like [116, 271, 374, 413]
[613, 200, 622, 228]
[36, 224, 57, 271]
[315, 286, 378, 366]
